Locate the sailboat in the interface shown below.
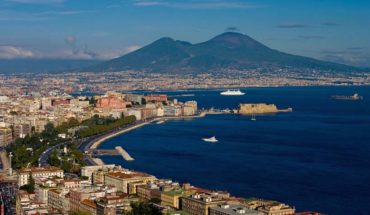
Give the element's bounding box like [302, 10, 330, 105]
[251, 113, 256, 121]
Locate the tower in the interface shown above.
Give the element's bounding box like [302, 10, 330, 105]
[63, 145, 68, 154]
[9, 152, 13, 176]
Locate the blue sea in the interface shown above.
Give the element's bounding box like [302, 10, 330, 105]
[99, 86, 370, 215]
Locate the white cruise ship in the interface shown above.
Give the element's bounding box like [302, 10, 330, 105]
[220, 89, 245, 96]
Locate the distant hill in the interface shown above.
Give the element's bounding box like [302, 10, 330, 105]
[87, 32, 361, 73]
[0, 59, 101, 74]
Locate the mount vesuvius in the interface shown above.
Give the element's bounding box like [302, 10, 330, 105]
[87, 32, 360, 73]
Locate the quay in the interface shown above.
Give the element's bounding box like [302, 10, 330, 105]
[89, 122, 150, 150]
[93, 146, 134, 161]
[115, 146, 134, 161]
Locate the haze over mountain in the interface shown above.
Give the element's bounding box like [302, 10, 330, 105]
[88, 32, 361, 74]
[0, 59, 101, 74]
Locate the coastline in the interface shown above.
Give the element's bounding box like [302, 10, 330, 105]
[84, 112, 210, 165]
[84, 108, 291, 165]
[89, 122, 151, 150]
[125, 84, 370, 93]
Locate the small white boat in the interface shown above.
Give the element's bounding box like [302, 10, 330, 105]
[202, 136, 218, 143]
[220, 89, 245, 96]
[156, 120, 165, 124]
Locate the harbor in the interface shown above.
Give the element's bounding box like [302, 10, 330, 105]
[98, 86, 370, 215]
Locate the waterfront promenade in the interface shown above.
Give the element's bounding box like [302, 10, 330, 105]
[81, 111, 215, 165]
[79, 120, 150, 165]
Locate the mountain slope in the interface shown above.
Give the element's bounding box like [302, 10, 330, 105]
[88, 32, 360, 73]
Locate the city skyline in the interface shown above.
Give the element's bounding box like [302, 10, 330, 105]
[0, 0, 370, 67]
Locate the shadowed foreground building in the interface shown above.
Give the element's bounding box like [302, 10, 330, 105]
[246, 199, 295, 215]
[210, 203, 263, 215]
[181, 192, 230, 215]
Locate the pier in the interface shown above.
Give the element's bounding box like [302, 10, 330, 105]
[93, 146, 134, 161]
[115, 146, 134, 161]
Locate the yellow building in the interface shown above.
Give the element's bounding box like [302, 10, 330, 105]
[0, 127, 12, 146]
[181, 193, 228, 215]
[246, 200, 295, 215]
[104, 171, 156, 193]
[161, 189, 185, 209]
[256, 203, 295, 215]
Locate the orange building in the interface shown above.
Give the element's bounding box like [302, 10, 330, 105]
[143, 94, 167, 103]
[96, 96, 127, 109]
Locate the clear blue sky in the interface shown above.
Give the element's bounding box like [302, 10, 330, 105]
[0, 0, 369, 66]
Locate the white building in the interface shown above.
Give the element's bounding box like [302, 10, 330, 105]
[18, 167, 64, 187]
[0, 95, 9, 103]
[124, 108, 142, 121]
[81, 164, 117, 183]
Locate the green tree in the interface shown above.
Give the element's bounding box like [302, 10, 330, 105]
[129, 201, 162, 215]
[150, 197, 161, 204]
[61, 160, 73, 172]
[42, 122, 57, 139]
[70, 210, 91, 215]
[28, 172, 35, 192]
[56, 118, 80, 133]
[48, 151, 61, 166]
[20, 172, 35, 193]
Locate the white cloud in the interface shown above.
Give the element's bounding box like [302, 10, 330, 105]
[321, 50, 370, 67]
[132, 0, 260, 9]
[0, 9, 95, 22]
[7, 0, 64, 4]
[125, 45, 141, 53]
[0, 46, 34, 59]
[64, 36, 76, 45]
[0, 43, 142, 60]
[37, 10, 95, 16]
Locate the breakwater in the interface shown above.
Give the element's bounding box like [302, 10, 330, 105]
[115, 146, 134, 161]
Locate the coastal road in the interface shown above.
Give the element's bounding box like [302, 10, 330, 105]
[39, 115, 204, 167]
[78, 120, 144, 165]
[38, 142, 65, 167]
[78, 116, 204, 165]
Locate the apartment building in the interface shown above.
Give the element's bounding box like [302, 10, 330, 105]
[104, 171, 156, 193]
[18, 167, 64, 187]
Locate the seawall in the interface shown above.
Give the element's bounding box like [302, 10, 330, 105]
[89, 122, 150, 150]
